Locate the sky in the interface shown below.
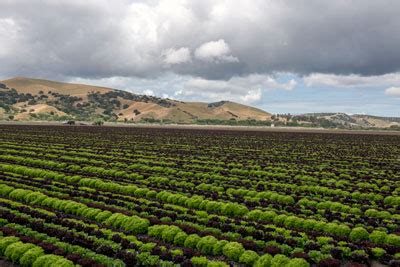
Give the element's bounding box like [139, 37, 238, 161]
[0, 0, 400, 116]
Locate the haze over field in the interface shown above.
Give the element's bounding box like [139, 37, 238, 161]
[0, 1, 400, 116]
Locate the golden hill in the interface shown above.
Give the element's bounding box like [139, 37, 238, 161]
[2, 77, 111, 96]
[0, 77, 271, 123]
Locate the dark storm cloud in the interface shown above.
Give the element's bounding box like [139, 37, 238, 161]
[1, 0, 400, 80]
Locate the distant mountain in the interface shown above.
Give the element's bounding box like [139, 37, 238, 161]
[282, 113, 400, 129]
[1, 77, 399, 130]
[0, 77, 271, 123]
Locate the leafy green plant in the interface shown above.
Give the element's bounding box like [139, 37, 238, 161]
[270, 254, 289, 267]
[222, 242, 245, 262]
[32, 255, 74, 267]
[197, 236, 218, 255]
[0, 236, 19, 256]
[161, 226, 181, 243]
[254, 253, 273, 267]
[19, 247, 44, 267]
[286, 258, 310, 267]
[191, 256, 208, 266]
[369, 230, 387, 244]
[173, 231, 188, 246]
[239, 250, 259, 265]
[371, 247, 386, 259]
[4, 242, 35, 263]
[386, 234, 400, 247]
[212, 240, 229, 256]
[184, 234, 201, 249]
[349, 227, 369, 242]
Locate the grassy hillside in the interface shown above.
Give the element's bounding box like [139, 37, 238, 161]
[1, 77, 399, 129]
[1, 77, 111, 96]
[0, 77, 271, 124]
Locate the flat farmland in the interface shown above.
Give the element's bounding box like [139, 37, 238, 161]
[0, 125, 399, 267]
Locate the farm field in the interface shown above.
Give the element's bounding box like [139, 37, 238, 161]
[0, 125, 399, 267]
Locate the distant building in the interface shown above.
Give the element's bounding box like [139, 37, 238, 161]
[63, 120, 75, 125]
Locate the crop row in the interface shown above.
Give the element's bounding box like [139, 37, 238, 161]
[0, 125, 399, 266]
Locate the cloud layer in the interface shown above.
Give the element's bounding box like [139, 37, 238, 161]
[304, 73, 400, 88]
[1, 0, 400, 80]
[176, 74, 296, 104]
[1, 0, 400, 115]
[385, 87, 400, 97]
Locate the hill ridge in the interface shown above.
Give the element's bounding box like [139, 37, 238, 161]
[0, 77, 271, 123]
[1, 77, 399, 129]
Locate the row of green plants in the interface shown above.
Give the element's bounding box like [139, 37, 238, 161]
[1, 172, 398, 267]
[0, 234, 75, 267]
[1, 162, 399, 250]
[0, 154, 397, 225]
[0, 125, 399, 266]
[1, 145, 396, 212]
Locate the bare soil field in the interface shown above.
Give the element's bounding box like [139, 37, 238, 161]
[1, 120, 400, 135]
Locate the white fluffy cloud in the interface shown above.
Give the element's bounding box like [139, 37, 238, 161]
[175, 74, 296, 104]
[241, 89, 262, 103]
[194, 39, 238, 63]
[304, 73, 400, 88]
[385, 87, 400, 97]
[142, 89, 155, 96]
[163, 47, 191, 65]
